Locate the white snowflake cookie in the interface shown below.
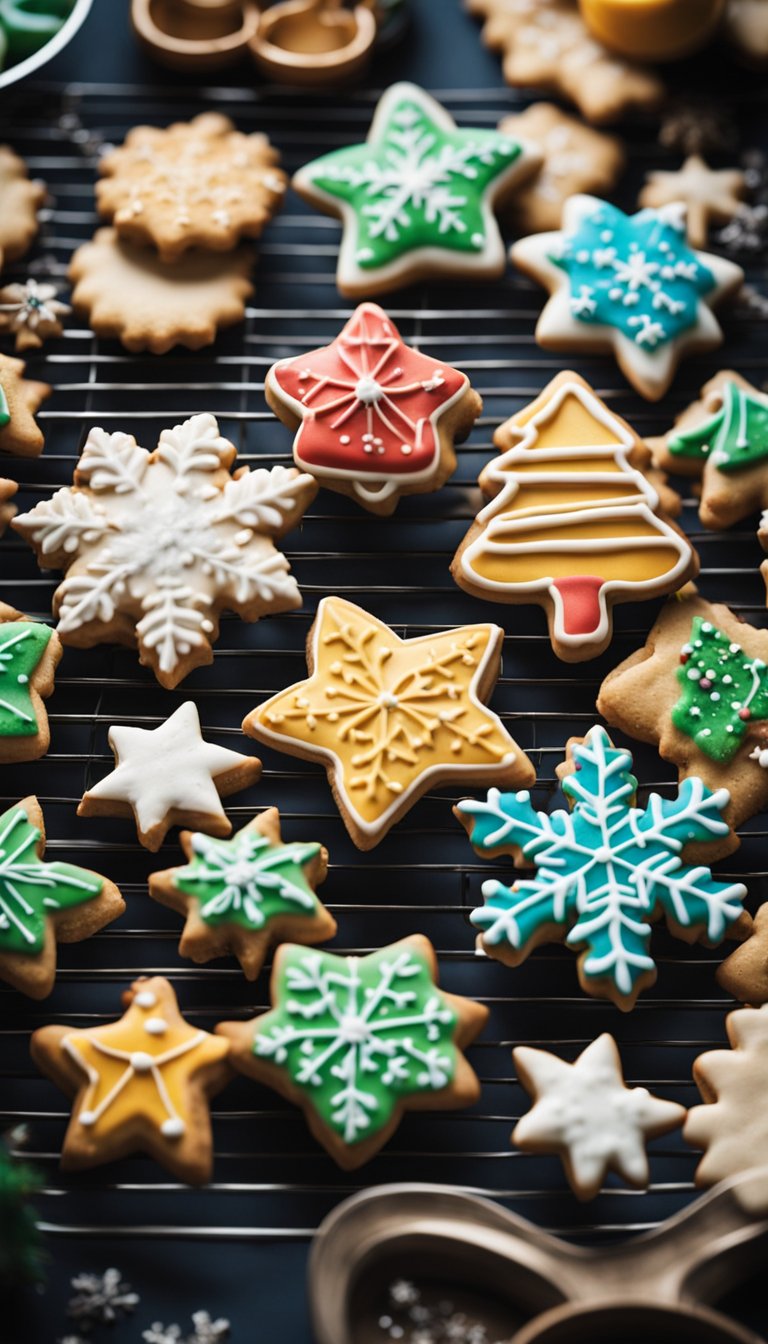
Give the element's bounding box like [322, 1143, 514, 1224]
[13, 413, 318, 688]
[511, 195, 744, 400]
[292, 82, 542, 297]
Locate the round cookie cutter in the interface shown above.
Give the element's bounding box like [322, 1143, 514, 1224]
[131, 0, 260, 71]
[248, 0, 379, 86]
[310, 1174, 768, 1344]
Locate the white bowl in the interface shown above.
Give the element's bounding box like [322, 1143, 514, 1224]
[0, 0, 94, 91]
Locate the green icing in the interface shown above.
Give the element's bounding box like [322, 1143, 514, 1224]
[0, 379, 9, 430]
[304, 87, 523, 271]
[254, 943, 458, 1144]
[0, 623, 52, 736]
[667, 379, 768, 474]
[0, 804, 103, 956]
[671, 616, 768, 763]
[174, 828, 322, 932]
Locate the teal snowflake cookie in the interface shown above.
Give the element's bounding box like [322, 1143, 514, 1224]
[511, 195, 744, 400]
[455, 725, 746, 1011]
[0, 608, 60, 762]
[149, 807, 337, 980]
[292, 82, 542, 298]
[217, 935, 488, 1168]
[0, 797, 125, 999]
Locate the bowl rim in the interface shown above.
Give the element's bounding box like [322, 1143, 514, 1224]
[0, 0, 95, 91]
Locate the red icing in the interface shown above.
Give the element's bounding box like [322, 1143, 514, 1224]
[271, 303, 467, 478]
[552, 576, 605, 637]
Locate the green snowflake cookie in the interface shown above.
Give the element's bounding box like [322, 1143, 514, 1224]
[457, 725, 746, 1008]
[0, 804, 104, 956]
[0, 622, 52, 735]
[174, 829, 323, 932]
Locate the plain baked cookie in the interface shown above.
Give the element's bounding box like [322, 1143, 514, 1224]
[0, 145, 45, 267]
[244, 595, 535, 850]
[0, 351, 51, 457]
[216, 935, 488, 1169]
[148, 808, 337, 979]
[498, 103, 625, 233]
[265, 302, 482, 516]
[31, 976, 232, 1184]
[0, 796, 125, 999]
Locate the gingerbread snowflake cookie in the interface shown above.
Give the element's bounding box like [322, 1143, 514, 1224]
[498, 103, 624, 234]
[78, 701, 262, 852]
[292, 82, 541, 298]
[649, 371, 768, 532]
[149, 808, 336, 980]
[216, 935, 488, 1168]
[456, 725, 747, 1011]
[0, 602, 61, 764]
[0, 279, 70, 352]
[0, 796, 125, 999]
[96, 113, 286, 263]
[13, 413, 317, 688]
[0, 145, 45, 267]
[598, 593, 768, 852]
[639, 155, 747, 249]
[244, 596, 534, 850]
[511, 196, 744, 400]
[265, 303, 482, 516]
[31, 976, 231, 1184]
[451, 372, 696, 662]
[468, 0, 664, 125]
[69, 229, 254, 354]
[513, 1035, 685, 1200]
[685, 1004, 768, 1189]
[0, 352, 51, 457]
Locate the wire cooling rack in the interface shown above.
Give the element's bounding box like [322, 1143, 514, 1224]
[2, 69, 768, 1339]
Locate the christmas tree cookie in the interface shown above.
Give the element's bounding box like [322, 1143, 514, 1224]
[216, 935, 488, 1168]
[149, 808, 337, 980]
[265, 303, 482, 516]
[292, 82, 542, 298]
[650, 371, 768, 531]
[0, 797, 125, 999]
[455, 725, 747, 1011]
[244, 596, 534, 850]
[0, 603, 62, 764]
[31, 976, 232, 1184]
[451, 372, 697, 662]
[511, 196, 744, 400]
[598, 592, 768, 854]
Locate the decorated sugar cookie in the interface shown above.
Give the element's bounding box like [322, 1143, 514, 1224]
[244, 596, 534, 850]
[0, 797, 125, 999]
[511, 196, 744, 400]
[456, 725, 747, 1011]
[0, 352, 51, 457]
[292, 82, 542, 298]
[96, 113, 286, 263]
[78, 701, 262, 853]
[649, 371, 768, 532]
[0, 278, 70, 352]
[468, 0, 664, 125]
[13, 413, 317, 688]
[0, 602, 61, 763]
[265, 303, 482, 516]
[685, 1004, 768, 1189]
[513, 1035, 685, 1200]
[216, 935, 488, 1169]
[451, 372, 697, 662]
[31, 976, 231, 1184]
[638, 155, 747, 249]
[149, 808, 336, 980]
[0, 146, 45, 268]
[498, 103, 625, 233]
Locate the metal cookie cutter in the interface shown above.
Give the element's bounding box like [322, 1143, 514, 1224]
[131, 0, 260, 71]
[310, 1173, 768, 1344]
[248, 0, 379, 86]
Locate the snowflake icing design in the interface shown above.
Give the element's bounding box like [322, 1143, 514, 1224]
[67, 1268, 139, 1326]
[0, 805, 104, 957]
[553, 199, 716, 349]
[13, 414, 315, 687]
[457, 725, 746, 1004]
[298, 83, 525, 272]
[254, 943, 458, 1143]
[174, 829, 322, 931]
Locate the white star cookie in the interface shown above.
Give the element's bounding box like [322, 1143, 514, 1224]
[512, 1034, 686, 1200]
[77, 701, 261, 851]
[639, 155, 747, 249]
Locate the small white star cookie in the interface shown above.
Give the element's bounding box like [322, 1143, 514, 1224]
[639, 155, 747, 249]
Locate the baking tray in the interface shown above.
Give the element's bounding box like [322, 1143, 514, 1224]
[2, 7, 768, 1339]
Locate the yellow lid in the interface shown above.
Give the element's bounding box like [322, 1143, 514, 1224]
[579, 0, 724, 62]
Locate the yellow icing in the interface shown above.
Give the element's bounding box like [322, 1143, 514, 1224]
[511, 391, 626, 447]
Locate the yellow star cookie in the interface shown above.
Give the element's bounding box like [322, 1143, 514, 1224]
[0, 352, 51, 457]
[31, 976, 231, 1184]
[244, 596, 534, 850]
[639, 155, 747, 249]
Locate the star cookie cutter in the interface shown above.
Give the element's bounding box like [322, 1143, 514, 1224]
[131, 0, 260, 71]
[310, 1175, 768, 1344]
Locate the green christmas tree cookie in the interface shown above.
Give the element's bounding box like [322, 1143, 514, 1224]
[672, 617, 768, 763]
